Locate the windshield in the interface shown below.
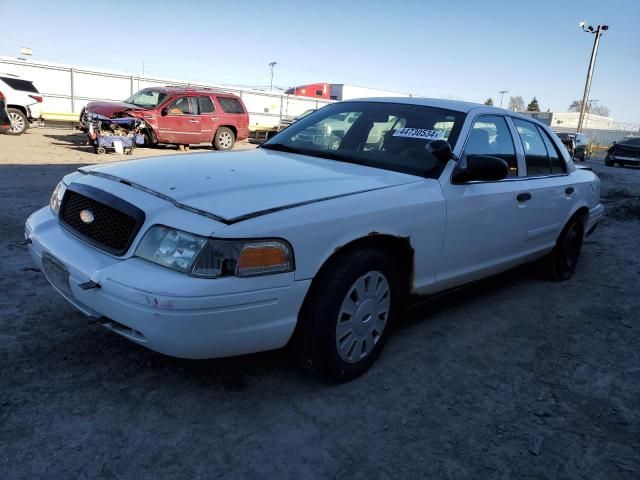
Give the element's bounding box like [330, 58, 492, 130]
[124, 90, 168, 109]
[262, 102, 464, 178]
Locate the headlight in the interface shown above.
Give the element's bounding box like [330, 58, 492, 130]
[135, 226, 294, 278]
[50, 181, 67, 215]
[135, 226, 207, 273]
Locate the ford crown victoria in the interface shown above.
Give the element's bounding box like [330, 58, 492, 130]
[26, 98, 603, 381]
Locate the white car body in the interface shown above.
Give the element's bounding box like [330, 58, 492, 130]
[26, 98, 603, 362]
[0, 73, 43, 120]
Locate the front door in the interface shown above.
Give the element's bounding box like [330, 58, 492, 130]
[155, 96, 201, 145]
[437, 114, 532, 290]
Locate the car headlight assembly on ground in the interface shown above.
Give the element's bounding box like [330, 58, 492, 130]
[135, 225, 294, 278]
[49, 181, 67, 215]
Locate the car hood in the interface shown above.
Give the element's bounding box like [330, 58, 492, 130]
[85, 100, 144, 117]
[78, 149, 421, 223]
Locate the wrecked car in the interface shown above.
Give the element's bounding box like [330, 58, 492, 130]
[79, 87, 249, 150]
[27, 98, 603, 381]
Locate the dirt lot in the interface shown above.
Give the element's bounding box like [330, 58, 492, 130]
[1, 128, 639, 479]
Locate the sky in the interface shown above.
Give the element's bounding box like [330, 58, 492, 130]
[0, 0, 638, 123]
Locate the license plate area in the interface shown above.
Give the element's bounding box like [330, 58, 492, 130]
[42, 252, 72, 297]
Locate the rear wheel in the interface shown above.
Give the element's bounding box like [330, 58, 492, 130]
[213, 127, 235, 150]
[543, 216, 584, 281]
[294, 248, 399, 382]
[6, 108, 28, 135]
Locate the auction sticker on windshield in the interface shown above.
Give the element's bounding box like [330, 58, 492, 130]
[392, 128, 443, 140]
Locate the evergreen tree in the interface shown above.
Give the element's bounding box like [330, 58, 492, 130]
[484, 98, 494, 106]
[527, 97, 541, 112]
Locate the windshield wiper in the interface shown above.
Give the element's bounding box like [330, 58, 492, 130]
[259, 143, 301, 153]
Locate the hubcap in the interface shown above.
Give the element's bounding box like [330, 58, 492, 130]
[9, 112, 25, 133]
[335, 271, 390, 363]
[219, 132, 232, 148]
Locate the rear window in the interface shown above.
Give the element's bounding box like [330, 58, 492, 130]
[217, 97, 245, 114]
[0, 77, 39, 93]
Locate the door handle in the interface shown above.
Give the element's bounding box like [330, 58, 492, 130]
[187, 120, 199, 124]
[565, 187, 575, 195]
[517, 192, 532, 202]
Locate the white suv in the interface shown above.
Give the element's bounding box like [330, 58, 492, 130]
[0, 74, 43, 135]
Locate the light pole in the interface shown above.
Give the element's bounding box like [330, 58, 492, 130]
[498, 90, 508, 108]
[269, 62, 277, 91]
[577, 22, 608, 133]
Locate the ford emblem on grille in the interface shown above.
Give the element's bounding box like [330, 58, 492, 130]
[79, 209, 95, 224]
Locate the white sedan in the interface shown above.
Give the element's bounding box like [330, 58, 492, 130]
[26, 98, 603, 381]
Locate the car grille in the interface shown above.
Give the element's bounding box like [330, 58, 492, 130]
[59, 187, 142, 255]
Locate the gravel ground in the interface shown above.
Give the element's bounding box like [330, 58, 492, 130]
[1, 129, 639, 479]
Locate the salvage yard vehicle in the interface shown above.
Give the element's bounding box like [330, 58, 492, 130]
[0, 73, 43, 135]
[605, 136, 640, 167]
[80, 87, 249, 150]
[26, 98, 603, 381]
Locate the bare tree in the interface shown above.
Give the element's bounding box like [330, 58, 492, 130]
[508, 96, 525, 112]
[568, 100, 610, 117]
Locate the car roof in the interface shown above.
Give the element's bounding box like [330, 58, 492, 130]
[141, 86, 239, 96]
[347, 97, 500, 113]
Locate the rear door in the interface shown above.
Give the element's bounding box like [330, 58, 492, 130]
[437, 114, 532, 289]
[197, 95, 220, 143]
[511, 118, 575, 253]
[155, 96, 201, 144]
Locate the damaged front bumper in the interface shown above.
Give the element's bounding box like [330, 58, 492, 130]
[25, 207, 310, 359]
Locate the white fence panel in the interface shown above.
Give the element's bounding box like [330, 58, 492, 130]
[0, 56, 332, 128]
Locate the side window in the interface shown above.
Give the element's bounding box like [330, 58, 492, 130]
[464, 115, 518, 177]
[217, 97, 245, 114]
[198, 96, 215, 114]
[166, 96, 193, 115]
[513, 118, 551, 176]
[539, 127, 567, 174]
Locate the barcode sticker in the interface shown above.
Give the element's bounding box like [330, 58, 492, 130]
[392, 128, 442, 140]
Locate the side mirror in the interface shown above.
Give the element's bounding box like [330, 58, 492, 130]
[452, 155, 509, 183]
[426, 139, 452, 163]
[160, 107, 168, 116]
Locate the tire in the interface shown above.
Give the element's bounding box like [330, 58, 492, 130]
[542, 216, 584, 281]
[213, 127, 235, 150]
[143, 129, 157, 148]
[6, 108, 28, 135]
[605, 155, 615, 167]
[96, 146, 106, 155]
[294, 248, 400, 382]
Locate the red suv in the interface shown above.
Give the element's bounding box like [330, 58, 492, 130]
[80, 87, 249, 150]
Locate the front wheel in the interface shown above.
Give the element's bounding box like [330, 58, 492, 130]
[213, 127, 235, 150]
[294, 248, 399, 382]
[6, 108, 28, 135]
[605, 155, 615, 167]
[542, 216, 584, 281]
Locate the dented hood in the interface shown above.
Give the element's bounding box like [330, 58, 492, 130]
[78, 149, 420, 223]
[85, 100, 143, 118]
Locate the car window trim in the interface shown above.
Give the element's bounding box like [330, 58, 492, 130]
[536, 124, 568, 175]
[512, 117, 551, 178]
[451, 113, 522, 184]
[513, 118, 571, 179]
